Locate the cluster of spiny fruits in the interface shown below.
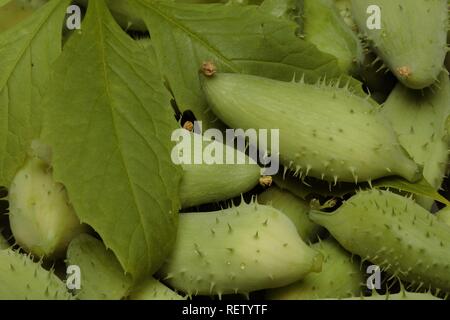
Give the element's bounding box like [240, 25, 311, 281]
[0, 0, 449, 300]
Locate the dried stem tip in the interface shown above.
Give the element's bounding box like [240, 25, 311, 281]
[201, 61, 217, 77]
[259, 176, 273, 187]
[183, 121, 194, 132]
[396, 66, 412, 78]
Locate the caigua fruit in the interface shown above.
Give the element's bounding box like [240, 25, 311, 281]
[310, 189, 450, 293]
[351, 0, 448, 89]
[127, 278, 186, 300]
[0, 248, 74, 299]
[201, 64, 421, 185]
[436, 206, 450, 227]
[302, 0, 364, 75]
[257, 186, 323, 243]
[66, 234, 133, 300]
[173, 130, 268, 208]
[266, 238, 364, 299]
[158, 200, 323, 297]
[381, 72, 450, 209]
[8, 141, 87, 259]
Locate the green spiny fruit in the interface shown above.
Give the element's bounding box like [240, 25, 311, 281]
[8, 156, 87, 259]
[128, 278, 186, 300]
[266, 238, 364, 300]
[177, 132, 263, 208]
[310, 189, 450, 292]
[257, 186, 323, 242]
[333, 0, 356, 30]
[338, 290, 441, 300]
[158, 201, 323, 297]
[351, 0, 448, 89]
[66, 234, 133, 300]
[436, 206, 450, 227]
[202, 71, 421, 184]
[0, 248, 73, 299]
[303, 0, 364, 75]
[382, 72, 450, 209]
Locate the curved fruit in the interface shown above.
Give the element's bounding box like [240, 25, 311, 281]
[66, 234, 132, 300]
[382, 72, 450, 208]
[338, 291, 441, 300]
[436, 206, 450, 227]
[202, 71, 421, 184]
[333, 0, 356, 30]
[351, 0, 448, 89]
[266, 238, 364, 299]
[257, 186, 323, 242]
[159, 201, 323, 296]
[0, 248, 73, 299]
[176, 132, 262, 208]
[303, 0, 364, 74]
[310, 189, 450, 292]
[8, 157, 87, 259]
[128, 278, 186, 300]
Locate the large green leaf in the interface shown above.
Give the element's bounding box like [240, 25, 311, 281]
[0, 0, 70, 186]
[42, 0, 181, 280]
[373, 177, 450, 207]
[132, 0, 341, 127]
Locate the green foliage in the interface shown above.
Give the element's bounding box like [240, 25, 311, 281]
[159, 201, 323, 296]
[0, 0, 70, 186]
[131, 0, 342, 127]
[42, 0, 182, 280]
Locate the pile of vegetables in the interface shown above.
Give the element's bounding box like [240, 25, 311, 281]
[0, 0, 449, 300]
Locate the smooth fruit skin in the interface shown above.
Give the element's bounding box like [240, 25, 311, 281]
[66, 234, 133, 300]
[436, 206, 450, 227]
[8, 157, 87, 259]
[310, 190, 450, 292]
[303, 0, 364, 75]
[178, 133, 261, 208]
[159, 201, 323, 297]
[0, 248, 73, 300]
[382, 72, 450, 209]
[128, 278, 186, 300]
[266, 238, 364, 300]
[351, 0, 448, 89]
[203, 72, 421, 184]
[257, 186, 323, 242]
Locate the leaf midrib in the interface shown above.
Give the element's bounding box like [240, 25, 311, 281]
[93, 5, 151, 269]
